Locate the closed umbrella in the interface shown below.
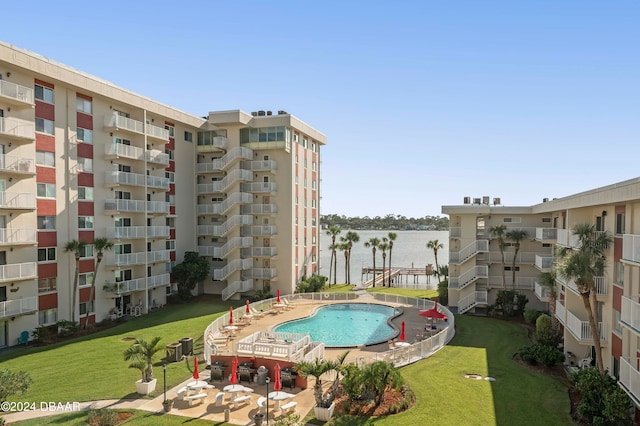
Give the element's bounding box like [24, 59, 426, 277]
[273, 363, 282, 391]
[245, 299, 251, 314]
[229, 306, 234, 324]
[277, 289, 281, 303]
[230, 357, 238, 384]
[400, 321, 405, 341]
[193, 357, 200, 380]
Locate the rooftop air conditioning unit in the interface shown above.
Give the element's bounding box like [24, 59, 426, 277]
[493, 197, 501, 205]
[251, 112, 258, 117]
[277, 110, 287, 115]
[463, 196, 471, 204]
[482, 196, 490, 205]
[266, 111, 273, 115]
[473, 198, 481, 205]
[258, 110, 266, 116]
[543, 198, 549, 202]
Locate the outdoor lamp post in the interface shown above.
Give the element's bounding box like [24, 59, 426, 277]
[163, 363, 167, 402]
[265, 376, 270, 425]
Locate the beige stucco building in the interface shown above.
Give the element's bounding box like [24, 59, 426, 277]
[443, 178, 640, 407]
[0, 41, 325, 347]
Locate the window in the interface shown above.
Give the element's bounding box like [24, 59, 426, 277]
[312, 180, 317, 190]
[614, 261, 624, 286]
[80, 245, 94, 258]
[36, 151, 55, 167]
[77, 127, 92, 143]
[166, 194, 175, 205]
[165, 148, 174, 160]
[38, 308, 57, 325]
[503, 217, 522, 223]
[76, 97, 92, 114]
[166, 218, 175, 228]
[165, 172, 175, 183]
[166, 240, 176, 250]
[35, 117, 54, 135]
[616, 213, 625, 234]
[164, 124, 175, 138]
[312, 142, 316, 152]
[37, 216, 55, 230]
[312, 199, 317, 208]
[79, 272, 94, 287]
[542, 217, 552, 223]
[35, 84, 54, 103]
[78, 187, 93, 201]
[114, 137, 131, 145]
[613, 308, 622, 334]
[37, 247, 56, 262]
[37, 183, 56, 198]
[79, 301, 94, 316]
[78, 157, 93, 172]
[78, 216, 94, 229]
[312, 161, 316, 171]
[184, 131, 193, 142]
[38, 277, 57, 292]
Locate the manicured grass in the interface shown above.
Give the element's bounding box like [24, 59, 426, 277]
[322, 284, 355, 292]
[1, 296, 243, 404]
[13, 409, 227, 425]
[366, 286, 438, 300]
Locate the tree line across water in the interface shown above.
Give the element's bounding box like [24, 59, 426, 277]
[320, 214, 449, 231]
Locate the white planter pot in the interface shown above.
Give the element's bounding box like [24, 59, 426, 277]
[135, 378, 157, 395]
[314, 402, 335, 422]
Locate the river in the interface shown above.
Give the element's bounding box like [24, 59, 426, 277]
[318, 230, 450, 286]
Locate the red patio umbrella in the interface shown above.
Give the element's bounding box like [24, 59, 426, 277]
[230, 357, 238, 384]
[273, 363, 282, 391]
[399, 321, 405, 341]
[245, 299, 251, 314]
[229, 306, 234, 324]
[418, 299, 448, 320]
[277, 289, 281, 303]
[193, 357, 200, 380]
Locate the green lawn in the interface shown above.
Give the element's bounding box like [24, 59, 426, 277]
[366, 286, 438, 300]
[12, 409, 226, 425]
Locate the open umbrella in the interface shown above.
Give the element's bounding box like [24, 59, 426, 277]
[273, 363, 282, 392]
[245, 299, 251, 314]
[277, 289, 281, 303]
[229, 306, 234, 324]
[399, 321, 405, 341]
[230, 357, 238, 384]
[418, 299, 448, 320]
[193, 357, 200, 380]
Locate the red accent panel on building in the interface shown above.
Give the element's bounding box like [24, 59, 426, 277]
[79, 258, 94, 273]
[35, 101, 55, 121]
[77, 142, 94, 159]
[77, 173, 94, 187]
[77, 112, 93, 130]
[165, 121, 175, 127]
[36, 167, 56, 183]
[76, 92, 92, 101]
[36, 134, 55, 151]
[170, 251, 176, 262]
[38, 293, 58, 310]
[79, 287, 92, 302]
[167, 138, 175, 150]
[167, 161, 175, 172]
[170, 229, 176, 240]
[613, 286, 623, 311]
[614, 238, 622, 262]
[612, 333, 622, 358]
[35, 79, 54, 89]
[37, 199, 56, 215]
[79, 230, 94, 243]
[38, 231, 58, 247]
[170, 206, 176, 215]
[78, 201, 94, 216]
[38, 262, 58, 278]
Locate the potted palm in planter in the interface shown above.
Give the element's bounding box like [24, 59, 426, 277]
[123, 336, 164, 395]
[295, 351, 349, 421]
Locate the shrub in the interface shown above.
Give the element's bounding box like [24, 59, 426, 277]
[87, 408, 118, 426]
[518, 345, 538, 365]
[296, 275, 328, 293]
[32, 326, 53, 344]
[534, 314, 562, 348]
[572, 367, 633, 425]
[524, 309, 542, 324]
[56, 320, 80, 337]
[437, 279, 448, 305]
[518, 344, 564, 367]
[271, 413, 302, 426]
[515, 293, 529, 315]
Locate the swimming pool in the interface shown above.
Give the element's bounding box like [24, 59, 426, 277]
[273, 303, 399, 347]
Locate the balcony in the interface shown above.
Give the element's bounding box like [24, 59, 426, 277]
[0, 228, 37, 246]
[559, 275, 608, 298]
[0, 155, 36, 176]
[145, 123, 170, 142]
[197, 147, 252, 172]
[621, 296, 640, 335]
[486, 275, 536, 290]
[479, 251, 539, 264]
[557, 229, 580, 249]
[0, 296, 38, 319]
[145, 149, 170, 166]
[107, 226, 170, 240]
[0, 262, 37, 282]
[112, 250, 170, 267]
[197, 193, 252, 215]
[534, 255, 553, 271]
[556, 300, 606, 343]
[242, 225, 277, 236]
[197, 169, 253, 194]
[104, 113, 143, 135]
[623, 234, 640, 264]
[241, 247, 277, 257]
[105, 143, 144, 161]
[104, 199, 170, 215]
[243, 159, 277, 173]
[244, 268, 277, 280]
[620, 357, 640, 406]
[104, 171, 169, 190]
[104, 273, 170, 295]
[0, 191, 36, 210]
[534, 281, 551, 302]
[0, 80, 34, 107]
[240, 204, 278, 215]
[196, 135, 228, 152]
[535, 227, 557, 242]
[0, 117, 35, 143]
[240, 182, 277, 193]
[449, 227, 461, 238]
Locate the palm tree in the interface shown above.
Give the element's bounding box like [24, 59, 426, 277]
[387, 232, 397, 287]
[378, 238, 390, 287]
[364, 237, 381, 287]
[490, 225, 508, 288]
[326, 226, 342, 286]
[556, 224, 612, 376]
[506, 229, 528, 290]
[343, 231, 360, 285]
[123, 336, 164, 383]
[538, 270, 558, 328]
[426, 240, 444, 282]
[83, 237, 114, 328]
[64, 239, 86, 323]
[294, 358, 339, 408]
[360, 361, 404, 407]
[338, 242, 349, 286]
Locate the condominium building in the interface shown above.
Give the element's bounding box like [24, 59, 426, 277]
[442, 178, 640, 408]
[0, 42, 325, 348]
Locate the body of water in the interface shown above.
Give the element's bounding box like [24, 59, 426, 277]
[318, 229, 450, 285]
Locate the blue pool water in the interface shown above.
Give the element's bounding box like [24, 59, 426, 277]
[273, 303, 399, 347]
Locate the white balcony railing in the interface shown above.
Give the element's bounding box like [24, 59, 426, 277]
[145, 123, 170, 141]
[107, 226, 170, 239]
[244, 268, 278, 279]
[0, 155, 36, 174]
[0, 191, 36, 210]
[0, 117, 35, 141]
[534, 281, 551, 301]
[222, 279, 254, 301]
[458, 290, 488, 314]
[621, 296, 640, 334]
[480, 251, 539, 264]
[104, 113, 143, 134]
[0, 228, 37, 245]
[105, 273, 170, 294]
[104, 171, 169, 190]
[243, 159, 277, 172]
[242, 247, 277, 257]
[105, 143, 144, 161]
[620, 357, 640, 405]
[242, 225, 277, 236]
[241, 204, 278, 215]
[113, 250, 170, 267]
[555, 300, 566, 324]
[240, 182, 277, 193]
[0, 296, 38, 319]
[0, 79, 34, 106]
[623, 234, 640, 264]
[486, 275, 536, 290]
[198, 237, 253, 259]
[557, 228, 580, 248]
[562, 276, 608, 297]
[197, 135, 228, 151]
[104, 199, 170, 214]
[198, 215, 253, 237]
[0, 262, 37, 282]
[145, 149, 170, 166]
[535, 255, 553, 271]
[565, 308, 606, 342]
[536, 227, 558, 241]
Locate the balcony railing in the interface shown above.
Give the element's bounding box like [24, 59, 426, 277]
[104, 171, 169, 190]
[104, 113, 143, 134]
[242, 225, 277, 236]
[0, 155, 36, 174]
[449, 227, 461, 238]
[145, 149, 170, 166]
[198, 215, 253, 237]
[145, 123, 170, 141]
[486, 275, 536, 290]
[244, 268, 277, 280]
[535, 255, 553, 271]
[0, 117, 35, 141]
[197, 192, 252, 215]
[243, 159, 277, 172]
[620, 357, 640, 405]
[105, 143, 144, 161]
[113, 250, 170, 267]
[458, 290, 488, 314]
[240, 182, 277, 193]
[241, 247, 277, 257]
[0, 262, 37, 282]
[621, 296, 640, 334]
[198, 237, 253, 259]
[196, 135, 228, 152]
[560, 275, 608, 297]
[480, 251, 539, 264]
[0, 228, 37, 245]
[534, 282, 551, 302]
[565, 307, 606, 342]
[0, 296, 38, 319]
[535, 227, 558, 241]
[107, 226, 170, 239]
[557, 228, 580, 249]
[241, 204, 278, 215]
[104, 273, 170, 294]
[104, 199, 170, 214]
[623, 234, 640, 264]
[0, 79, 34, 106]
[0, 191, 36, 210]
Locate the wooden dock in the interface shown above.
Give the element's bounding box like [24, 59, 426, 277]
[360, 265, 434, 288]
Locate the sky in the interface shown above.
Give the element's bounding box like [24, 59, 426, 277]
[3, 1, 639, 218]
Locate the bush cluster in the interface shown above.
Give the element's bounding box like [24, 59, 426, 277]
[572, 367, 632, 425]
[296, 275, 328, 293]
[524, 309, 543, 324]
[87, 408, 118, 426]
[518, 344, 564, 367]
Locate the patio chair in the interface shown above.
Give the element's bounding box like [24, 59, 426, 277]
[251, 307, 268, 317]
[18, 331, 29, 346]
